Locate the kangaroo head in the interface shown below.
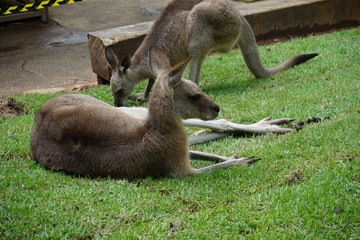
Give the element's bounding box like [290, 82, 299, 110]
[173, 79, 220, 120]
[149, 46, 220, 120]
[105, 48, 136, 107]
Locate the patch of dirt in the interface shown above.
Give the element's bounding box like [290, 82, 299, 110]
[293, 116, 329, 131]
[336, 151, 359, 163]
[334, 206, 344, 214]
[67, 81, 99, 92]
[23, 80, 98, 95]
[0, 98, 27, 117]
[285, 170, 304, 185]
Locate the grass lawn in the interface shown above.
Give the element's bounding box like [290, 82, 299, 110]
[1, 27, 359, 239]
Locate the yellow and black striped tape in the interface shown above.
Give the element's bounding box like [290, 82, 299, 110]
[0, 0, 87, 15]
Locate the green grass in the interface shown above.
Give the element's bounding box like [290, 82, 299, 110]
[1, 27, 359, 239]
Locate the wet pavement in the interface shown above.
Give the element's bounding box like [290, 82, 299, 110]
[0, 0, 172, 97]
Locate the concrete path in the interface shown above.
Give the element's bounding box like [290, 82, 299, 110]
[0, 0, 173, 97]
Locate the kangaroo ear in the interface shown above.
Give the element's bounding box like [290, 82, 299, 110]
[120, 54, 131, 74]
[105, 47, 119, 70]
[149, 46, 171, 76]
[167, 57, 192, 89]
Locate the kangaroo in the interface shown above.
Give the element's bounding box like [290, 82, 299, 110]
[30, 47, 258, 179]
[108, 0, 318, 106]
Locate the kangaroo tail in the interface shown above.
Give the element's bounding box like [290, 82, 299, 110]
[237, 16, 318, 78]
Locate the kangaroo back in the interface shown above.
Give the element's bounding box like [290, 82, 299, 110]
[30, 94, 150, 178]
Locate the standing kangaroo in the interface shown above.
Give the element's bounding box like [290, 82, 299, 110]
[30, 47, 258, 179]
[109, 0, 318, 106]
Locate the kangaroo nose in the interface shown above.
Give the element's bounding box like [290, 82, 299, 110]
[114, 90, 126, 107]
[115, 101, 124, 107]
[213, 105, 220, 113]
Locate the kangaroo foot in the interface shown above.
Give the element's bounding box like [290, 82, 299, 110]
[250, 117, 295, 133]
[183, 117, 295, 135]
[193, 156, 261, 174]
[227, 156, 261, 166]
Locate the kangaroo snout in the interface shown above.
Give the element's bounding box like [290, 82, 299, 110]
[213, 104, 220, 114]
[114, 91, 127, 107]
[203, 103, 220, 120]
[211, 104, 220, 118]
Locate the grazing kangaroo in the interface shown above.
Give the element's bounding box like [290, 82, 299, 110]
[30, 47, 258, 179]
[108, 0, 318, 106]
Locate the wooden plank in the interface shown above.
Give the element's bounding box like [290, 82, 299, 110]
[238, 0, 360, 39]
[87, 22, 151, 82]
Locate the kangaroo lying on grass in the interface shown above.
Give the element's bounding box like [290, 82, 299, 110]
[31, 47, 263, 179]
[108, 0, 318, 106]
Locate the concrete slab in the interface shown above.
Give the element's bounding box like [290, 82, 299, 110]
[50, 0, 173, 32]
[0, 19, 72, 58]
[0, 43, 93, 95]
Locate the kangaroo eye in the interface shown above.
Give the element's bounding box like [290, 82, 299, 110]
[190, 94, 201, 101]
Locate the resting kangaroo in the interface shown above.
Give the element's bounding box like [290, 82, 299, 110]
[108, 0, 318, 106]
[30, 47, 259, 179]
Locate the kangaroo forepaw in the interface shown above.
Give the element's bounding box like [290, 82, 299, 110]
[139, 98, 149, 105]
[128, 93, 144, 101]
[128, 93, 150, 105]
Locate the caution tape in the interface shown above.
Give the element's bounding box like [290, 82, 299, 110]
[0, 0, 87, 15]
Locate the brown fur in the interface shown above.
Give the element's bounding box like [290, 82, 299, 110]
[30, 48, 220, 179]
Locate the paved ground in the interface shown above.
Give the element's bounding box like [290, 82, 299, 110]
[0, 0, 173, 97]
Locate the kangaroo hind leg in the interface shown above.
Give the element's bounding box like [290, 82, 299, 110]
[186, 0, 241, 84]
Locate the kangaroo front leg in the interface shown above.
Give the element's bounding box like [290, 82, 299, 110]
[143, 78, 155, 100]
[192, 156, 260, 175]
